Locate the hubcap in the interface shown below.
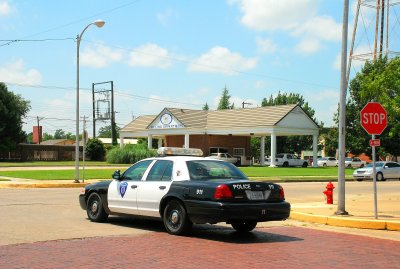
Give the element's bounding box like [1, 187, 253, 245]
[170, 210, 179, 224]
[91, 201, 98, 214]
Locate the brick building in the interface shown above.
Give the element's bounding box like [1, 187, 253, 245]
[119, 104, 320, 167]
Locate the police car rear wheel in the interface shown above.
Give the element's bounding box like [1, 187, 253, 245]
[87, 192, 108, 222]
[231, 221, 257, 233]
[163, 200, 192, 235]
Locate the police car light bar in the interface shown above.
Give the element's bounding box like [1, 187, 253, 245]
[157, 147, 203, 157]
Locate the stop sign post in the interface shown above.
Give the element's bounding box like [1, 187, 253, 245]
[360, 102, 387, 219]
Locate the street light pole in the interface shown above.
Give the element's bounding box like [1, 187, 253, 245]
[74, 20, 105, 183]
[336, 0, 349, 215]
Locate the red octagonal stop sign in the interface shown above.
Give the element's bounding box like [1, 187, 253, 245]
[360, 102, 388, 135]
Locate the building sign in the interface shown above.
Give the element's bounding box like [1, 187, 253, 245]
[149, 112, 185, 129]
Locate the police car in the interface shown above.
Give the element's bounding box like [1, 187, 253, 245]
[79, 147, 290, 235]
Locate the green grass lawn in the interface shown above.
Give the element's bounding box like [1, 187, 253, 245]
[0, 161, 128, 167]
[240, 166, 354, 177]
[0, 165, 355, 181]
[0, 169, 117, 180]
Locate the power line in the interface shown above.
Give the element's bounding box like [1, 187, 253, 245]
[0, 38, 75, 48]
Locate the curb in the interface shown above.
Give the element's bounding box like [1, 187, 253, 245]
[0, 182, 89, 188]
[290, 211, 400, 231]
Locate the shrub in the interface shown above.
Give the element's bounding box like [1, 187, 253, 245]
[85, 138, 106, 161]
[106, 144, 157, 164]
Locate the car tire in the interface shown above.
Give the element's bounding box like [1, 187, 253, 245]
[323, 163, 327, 167]
[347, 164, 352, 168]
[283, 162, 289, 167]
[86, 192, 108, 222]
[163, 200, 192, 235]
[356, 178, 363, 182]
[376, 172, 385, 181]
[231, 221, 257, 233]
[302, 162, 308, 168]
[360, 164, 364, 168]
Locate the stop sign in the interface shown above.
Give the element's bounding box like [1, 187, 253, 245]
[360, 102, 387, 135]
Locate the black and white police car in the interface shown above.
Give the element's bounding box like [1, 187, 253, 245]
[79, 147, 290, 235]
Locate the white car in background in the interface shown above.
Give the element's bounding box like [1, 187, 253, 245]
[316, 157, 338, 167]
[345, 157, 366, 168]
[208, 153, 240, 165]
[353, 161, 400, 181]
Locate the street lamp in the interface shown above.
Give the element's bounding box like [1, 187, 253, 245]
[74, 20, 105, 183]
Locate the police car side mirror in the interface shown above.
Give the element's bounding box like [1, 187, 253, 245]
[112, 170, 122, 180]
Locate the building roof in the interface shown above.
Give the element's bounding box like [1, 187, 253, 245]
[39, 139, 75, 145]
[120, 104, 319, 137]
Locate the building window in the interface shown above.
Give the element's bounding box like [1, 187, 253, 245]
[233, 148, 245, 157]
[209, 147, 228, 154]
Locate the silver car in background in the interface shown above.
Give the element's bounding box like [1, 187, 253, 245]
[353, 161, 400, 181]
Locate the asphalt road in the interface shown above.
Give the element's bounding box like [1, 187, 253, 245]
[0, 183, 399, 245]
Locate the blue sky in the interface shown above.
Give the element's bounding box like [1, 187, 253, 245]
[0, 0, 391, 135]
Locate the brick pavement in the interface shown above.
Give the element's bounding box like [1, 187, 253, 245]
[1, 226, 399, 269]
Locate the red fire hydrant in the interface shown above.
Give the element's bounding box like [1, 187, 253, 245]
[323, 182, 335, 204]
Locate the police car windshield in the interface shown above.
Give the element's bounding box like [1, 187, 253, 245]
[186, 160, 247, 181]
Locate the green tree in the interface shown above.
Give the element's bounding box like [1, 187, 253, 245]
[42, 133, 54, 141]
[202, 102, 209, 110]
[98, 125, 120, 138]
[0, 83, 30, 151]
[54, 129, 66, 139]
[217, 86, 234, 110]
[346, 56, 400, 158]
[257, 91, 322, 154]
[85, 138, 106, 161]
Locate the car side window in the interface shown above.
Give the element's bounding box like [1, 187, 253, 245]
[123, 160, 153, 181]
[392, 163, 400, 168]
[386, 162, 394, 168]
[146, 160, 173, 181]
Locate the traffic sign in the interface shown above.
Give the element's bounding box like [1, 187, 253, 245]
[360, 102, 388, 135]
[369, 139, 380, 147]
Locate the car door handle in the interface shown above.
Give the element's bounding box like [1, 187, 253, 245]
[159, 186, 166, 190]
[131, 185, 137, 189]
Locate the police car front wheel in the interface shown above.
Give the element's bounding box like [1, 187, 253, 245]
[163, 200, 192, 235]
[87, 192, 108, 222]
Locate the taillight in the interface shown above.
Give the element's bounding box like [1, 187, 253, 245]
[214, 184, 233, 199]
[279, 186, 285, 200]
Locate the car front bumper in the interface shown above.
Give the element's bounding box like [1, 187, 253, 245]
[79, 194, 87, 210]
[184, 200, 291, 224]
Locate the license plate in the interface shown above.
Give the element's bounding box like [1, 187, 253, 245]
[245, 190, 267, 200]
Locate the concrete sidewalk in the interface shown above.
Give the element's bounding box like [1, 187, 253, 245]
[0, 178, 399, 231]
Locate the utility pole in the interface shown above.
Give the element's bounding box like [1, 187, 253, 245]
[336, 0, 349, 216]
[81, 115, 87, 183]
[242, 102, 252, 108]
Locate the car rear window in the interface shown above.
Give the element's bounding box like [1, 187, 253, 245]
[186, 160, 247, 181]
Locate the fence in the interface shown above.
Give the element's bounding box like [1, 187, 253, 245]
[0, 144, 83, 161]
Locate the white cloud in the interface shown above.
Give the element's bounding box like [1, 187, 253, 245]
[295, 38, 321, 55]
[232, 0, 341, 54]
[188, 46, 257, 75]
[128, 43, 173, 69]
[256, 37, 278, 54]
[305, 89, 339, 126]
[81, 44, 123, 68]
[333, 44, 374, 71]
[0, 1, 11, 16]
[255, 80, 267, 89]
[156, 8, 178, 26]
[291, 16, 341, 42]
[211, 95, 258, 109]
[0, 60, 42, 84]
[232, 0, 317, 31]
